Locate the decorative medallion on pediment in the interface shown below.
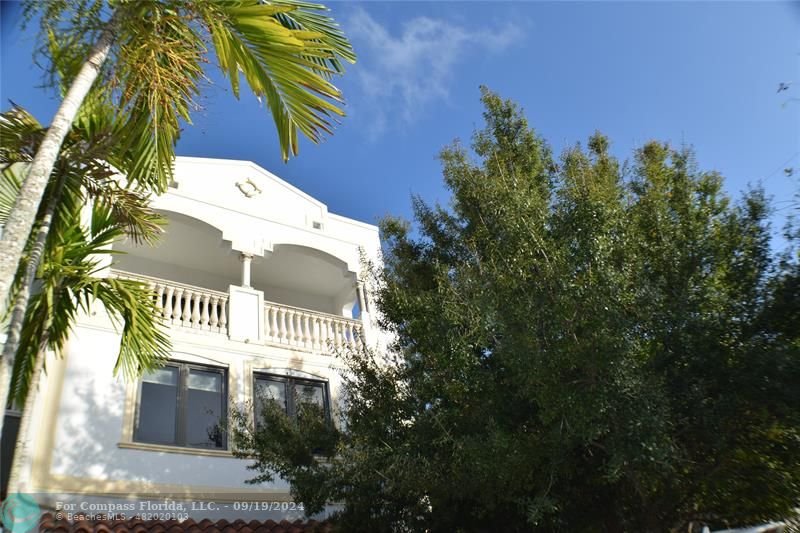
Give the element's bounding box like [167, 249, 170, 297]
[235, 178, 262, 198]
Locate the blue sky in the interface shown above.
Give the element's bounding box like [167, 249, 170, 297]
[2, 1, 799, 249]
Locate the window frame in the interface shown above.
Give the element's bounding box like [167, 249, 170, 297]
[252, 372, 331, 426]
[133, 361, 228, 450]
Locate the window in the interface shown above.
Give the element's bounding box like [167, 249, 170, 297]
[253, 374, 330, 426]
[135, 362, 227, 449]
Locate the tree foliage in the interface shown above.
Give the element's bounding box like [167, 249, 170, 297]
[0, 105, 171, 407]
[232, 88, 800, 532]
[24, 0, 356, 186]
[3, 189, 171, 406]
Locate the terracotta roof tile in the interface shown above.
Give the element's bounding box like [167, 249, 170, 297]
[28, 513, 332, 533]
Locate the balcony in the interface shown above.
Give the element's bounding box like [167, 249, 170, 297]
[112, 270, 364, 352]
[108, 209, 367, 354]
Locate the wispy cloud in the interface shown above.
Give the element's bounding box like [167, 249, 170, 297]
[343, 8, 522, 139]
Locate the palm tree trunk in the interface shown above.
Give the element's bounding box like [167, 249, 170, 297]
[5, 328, 53, 494]
[0, 25, 114, 318]
[0, 174, 66, 437]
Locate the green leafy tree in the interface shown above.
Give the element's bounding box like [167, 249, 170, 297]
[0, 0, 356, 324]
[231, 89, 800, 532]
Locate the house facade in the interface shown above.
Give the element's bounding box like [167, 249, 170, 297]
[4, 157, 383, 522]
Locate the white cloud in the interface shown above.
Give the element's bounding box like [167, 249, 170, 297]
[343, 8, 522, 139]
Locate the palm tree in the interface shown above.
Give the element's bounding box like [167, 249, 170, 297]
[0, 0, 356, 320]
[1, 113, 173, 489]
[0, 103, 166, 435]
[2, 189, 171, 494]
[1, 176, 170, 407]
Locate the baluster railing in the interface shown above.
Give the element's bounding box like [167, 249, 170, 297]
[262, 300, 363, 354]
[279, 308, 287, 343]
[109, 270, 362, 347]
[263, 305, 272, 340]
[323, 317, 332, 349]
[269, 305, 278, 342]
[111, 270, 228, 335]
[286, 309, 295, 344]
[163, 286, 174, 320]
[155, 284, 165, 316]
[312, 316, 321, 351]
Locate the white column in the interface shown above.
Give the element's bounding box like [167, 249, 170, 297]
[357, 281, 368, 315]
[240, 253, 253, 288]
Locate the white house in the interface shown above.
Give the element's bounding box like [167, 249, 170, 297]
[2, 157, 383, 522]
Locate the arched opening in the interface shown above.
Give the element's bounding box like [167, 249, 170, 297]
[112, 211, 240, 291]
[112, 215, 358, 318]
[252, 244, 357, 316]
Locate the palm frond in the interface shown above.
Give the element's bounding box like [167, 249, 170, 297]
[86, 277, 171, 380]
[109, 0, 206, 191]
[204, 0, 354, 161]
[2, 102, 171, 405]
[8, 200, 171, 406]
[269, 0, 356, 77]
[76, 168, 165, 246]
[0, 164, 24, 226]
[0, 106, 45, 164]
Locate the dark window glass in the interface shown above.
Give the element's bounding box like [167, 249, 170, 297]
[186, 369, 224, 448]
[293, 382, 325, 409]
[254, 376, 287, 428]
[253, 374, 329, 427]
[135, 363, 226, 450]
[1, 412, 21, 499]
[137, 366, 178, 445]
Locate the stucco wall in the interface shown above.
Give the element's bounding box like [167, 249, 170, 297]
[28, 310, 347, 514]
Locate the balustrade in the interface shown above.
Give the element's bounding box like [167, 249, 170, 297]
[263, 303, 363, 352]
[112, 271, 228, 334]
[111, 270, 363, 354]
